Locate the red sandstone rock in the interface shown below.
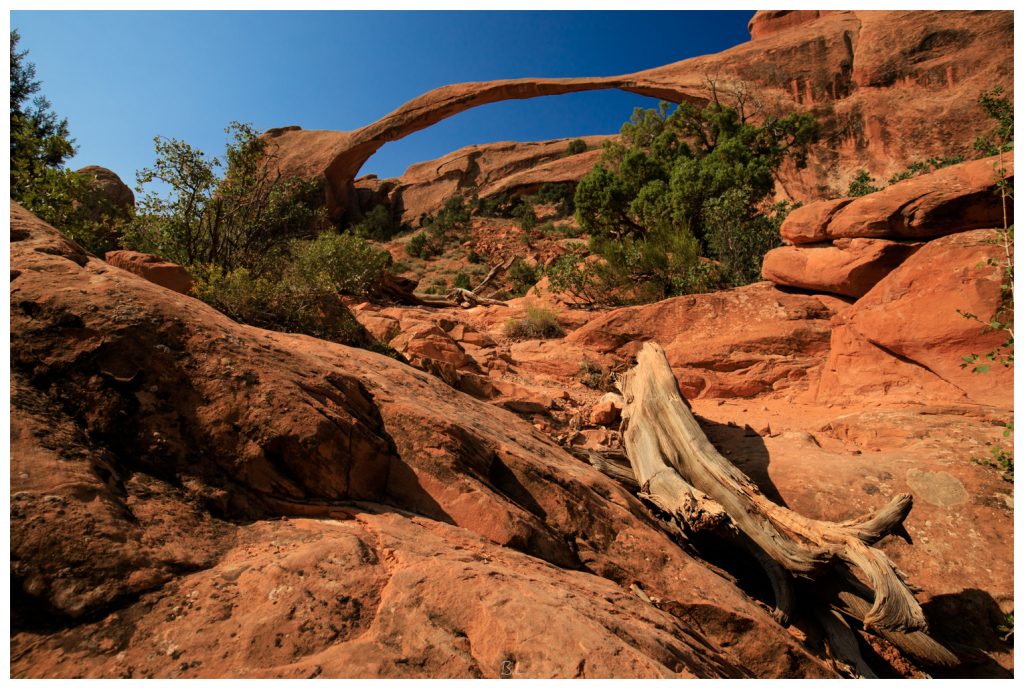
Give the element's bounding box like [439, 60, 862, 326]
[266, 11, 1012, 218]
[75, 165, 135, 217]
[781, 157, 1013, 244]
[747, 10, 828, 40]
[589, 393, 624, 427]
[761, 237, 921, 297]
[817, 229, 1012, 407]
[104, 249, 193, 294]
[12, 203, 830, 677]
[379, 136, 609, 224]
[567, 282, 847, 399]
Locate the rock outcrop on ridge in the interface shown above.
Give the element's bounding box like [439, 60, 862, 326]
[263, 10, 1012, 220]
[10, 203, 833, 678]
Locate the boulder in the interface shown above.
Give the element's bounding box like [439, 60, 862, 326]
[589, 393, 624, 427]
[75, 165, 134, 218]
[761, 237, 921, 298]
[567, 282, 848, 399]
[104, 250, 193, 295]
[817, 229, 1012, 407]
[781, 157, 1013, 245]
[11, 202, 831, 677]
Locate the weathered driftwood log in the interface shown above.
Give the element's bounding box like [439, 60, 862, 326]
[618, 342, 934, 641]
[381, 257, 515, 308]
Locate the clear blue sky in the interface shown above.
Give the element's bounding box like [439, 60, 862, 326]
[11, 11, 752, 184]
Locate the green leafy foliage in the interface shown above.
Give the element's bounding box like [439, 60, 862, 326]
[417, 194, 471, 256]
[566, 138, 587, 156]
[503, 304, 565, 341]
[192, 264, 370, 347]
[573, 98, 818, 300]
[289, 231, 391, 298]
[846, 170, 882, 197]
[351, 204, 403, 241]
[506, 258, 540, 297]
[887, 155, 964, 185]
[974, 87, 1014, 158]
[405, 232, 431, 258]
[10, 30, 76, 201]
[453, 271, 472, 290]
[9, 30, 126, 252]
[125, 122, 329, 274]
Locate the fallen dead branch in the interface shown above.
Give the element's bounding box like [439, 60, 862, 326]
[381, 257, 514, 308]
[617, 341, 958, 669]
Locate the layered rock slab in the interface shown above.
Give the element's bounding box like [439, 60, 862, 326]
[105, 249, 194, 295]
[566, 282, 848, 398]
[817, 229, 1012, 408]
[761, 237, 921, 298]
[780, 156, 1013, 245]
[9, 203, 830, 678]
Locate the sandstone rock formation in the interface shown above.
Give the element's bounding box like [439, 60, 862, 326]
[104, 250, 194, 295]
[761, 238, 921, 298]
[11, 203, 832, 678]
[357, 136, 609, 225]
[264, 10, 1012, 219]
[567, 282, 847, 399]
[75, 165, 135, 218]
[780, 156, 1013, 245]
[817, 229, 1012, 408]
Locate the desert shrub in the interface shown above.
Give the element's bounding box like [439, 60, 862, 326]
[574, 98, 817, 300]
[887, 156, 964, 185]
[506, 257, 539, 297]
[503, 304, 565, 340]
[124, 122, 329, 274]
[405, 232, 431, 258]
[576, 357, 616, 391]
[513, 201, 537, 231]
[566, 138, 588, 156]
[418, 194, 471, 255]
[351, 203, 402, 241]
[289, 231, 391, 298]
[453, 271, 472, 290]
[9, 30, 126, 253]
[467, 248, 483, 264]
[532, 182, 576, 217]
[974, 87, 1014, 158]
[705, 194, 795, 287]
[846, 169, 881, 197]
[545, 246, 603, 306]
[192, 264, 369, 347]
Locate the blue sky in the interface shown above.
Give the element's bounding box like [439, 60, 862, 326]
[11, 11, 751, 184]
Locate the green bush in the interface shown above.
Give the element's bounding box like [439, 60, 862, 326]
[351, 204, 402, 241]
[453, 271, 472, 290]
[566, 138, 588, 156]
[290, 231, 391, 298]
[503, 304, 565, 340]
[507, 257, 539, 297]
[513, 202, 537, 231]
[846, 169, 881, 197]
[192, 264, 370, 347]
[573, 99, 818, 301]
[467, 248, 483, 264]
[124, 122, 328, 274]
[406, 232, 430, 258]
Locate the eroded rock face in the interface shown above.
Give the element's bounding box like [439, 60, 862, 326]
[761, 237, 921, 298]
[567, 282, 847, 399]
[75, 165, 135, 218]
[104, 250, 194, 295]
[367, 136, 608, 225]
[266, 11, 1012, 218]
[780, 157, 1013, 245]
[817, 229, 1012, 407]
[10, 203, 831, 678]
[747, 10, 827, 40]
